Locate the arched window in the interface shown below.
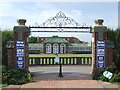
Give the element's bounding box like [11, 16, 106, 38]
[46, 43, 51, 53]
[60, 43, 66, 53]
[53, 43, 59, 53]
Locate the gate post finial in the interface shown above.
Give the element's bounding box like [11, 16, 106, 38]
[17, 19, 26, 25]
[14, 19, 30, 32]
[95, 19, 104, 26]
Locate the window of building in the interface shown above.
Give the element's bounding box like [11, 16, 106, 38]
[60, 43, 66, 53]
[46, 43, 51, 53]
[53, 43, 59, 53]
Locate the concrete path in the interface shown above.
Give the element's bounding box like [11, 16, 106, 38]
[2, 66, 120, 90]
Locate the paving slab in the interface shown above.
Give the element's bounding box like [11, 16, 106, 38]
[2, 76, 119, 90]
[2, 66, 119, 90]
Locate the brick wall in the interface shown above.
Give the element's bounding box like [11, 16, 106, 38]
[107, 48, 114, 66]
[14, 32, 29, 71]
[7, 48, 14, 67]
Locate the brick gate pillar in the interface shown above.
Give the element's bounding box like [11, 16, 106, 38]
[13, 19, 30, 72]
[92, 19, 107, 74]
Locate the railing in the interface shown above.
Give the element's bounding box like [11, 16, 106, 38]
[29, 57, 92, 66]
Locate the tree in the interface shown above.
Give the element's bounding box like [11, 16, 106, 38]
[2, 30, 14, 65]
[2, 31, 37, 65]
[107, 28, 120, 67]
[28, 36, 37, 43]
[0, 30, 2, 65]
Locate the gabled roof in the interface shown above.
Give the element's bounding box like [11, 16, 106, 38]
[44, 38, 68, 43]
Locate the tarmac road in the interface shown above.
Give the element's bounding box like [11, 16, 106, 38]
[29, 65, 92, 77]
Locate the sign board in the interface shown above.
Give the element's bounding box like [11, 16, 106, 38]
[108, 41, 114, 48]
[16, 40, 25, 69]
[97, 40, 105, 68]
[103, 71, 113, 79]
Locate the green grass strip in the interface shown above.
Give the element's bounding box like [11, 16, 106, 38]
[111, 82, 120, 85]
[29, 54, 92, 57]
[0, 84, 8, 87]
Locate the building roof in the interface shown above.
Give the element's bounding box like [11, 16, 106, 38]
[38, 36, 90, 44]
[80, 41, 89, 44]
[44, 38, 68, 43]
[70, 43, 91, 47]
[29, 43, 43, 46]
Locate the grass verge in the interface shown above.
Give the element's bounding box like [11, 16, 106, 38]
[29, 54, 92, 57]
[0, 84, 8, 87]
[111, 82, 120, 85]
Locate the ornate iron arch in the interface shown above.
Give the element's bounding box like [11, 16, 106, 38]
[41, 11, 81, 27]
[29, 11, 92, 33]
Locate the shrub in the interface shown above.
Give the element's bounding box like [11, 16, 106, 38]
[101, 64, 120, 73]
[92, 73, 101, 80]
[92, 64, 120, 83]
[2, 65, 34, 85]
[2, 30, 14, 65]
[109, 72, 120, 82]
[99, 75, 109, 82]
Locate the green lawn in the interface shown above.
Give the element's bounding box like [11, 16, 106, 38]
[0, 84, 8, 87]
[29, 54, 92, 57]
[111, 82, 120, 85]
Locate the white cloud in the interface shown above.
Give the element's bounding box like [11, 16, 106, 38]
[0, 2, 117, 29]
[0, 2, 13, 17]
[64, 10, 82, 23]
[0, 2, 118, 42]
[31, 32, 92, 42]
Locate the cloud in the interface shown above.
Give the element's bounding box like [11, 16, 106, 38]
[31, 32, 92, 42]
[0, 2, 118, 41]
[0, 2, 13, 17]
[0, 0, 119, 2]
[0, 2, 117, 28]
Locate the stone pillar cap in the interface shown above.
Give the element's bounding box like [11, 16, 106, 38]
[14, 19, 30, 33]
[17, 19, 26, 25]
[95, 19, 104, 26]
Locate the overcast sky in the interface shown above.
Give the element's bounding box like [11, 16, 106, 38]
[0, 1, 119, 42]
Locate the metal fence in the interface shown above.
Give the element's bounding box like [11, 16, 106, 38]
[29, 57, 92, 66]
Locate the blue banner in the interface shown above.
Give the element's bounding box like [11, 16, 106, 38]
[16, 40, 24, 69]
[97, 40, 105, 68]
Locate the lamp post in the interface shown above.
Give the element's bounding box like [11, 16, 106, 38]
[55, 53, 63, 77]
[59, 60, 63, 77]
